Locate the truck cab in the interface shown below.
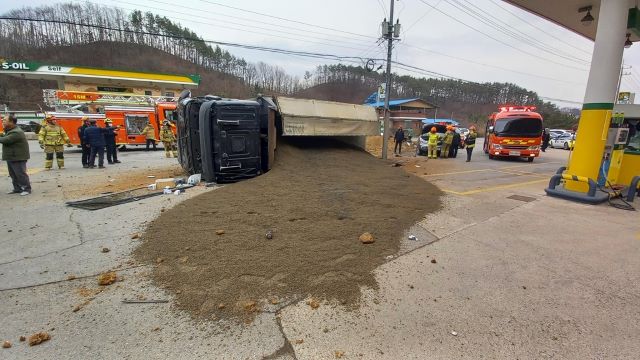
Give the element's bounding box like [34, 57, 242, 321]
[484, 105, 543, 162]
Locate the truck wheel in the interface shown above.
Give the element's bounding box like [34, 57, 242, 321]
[528, 157, 534, 162]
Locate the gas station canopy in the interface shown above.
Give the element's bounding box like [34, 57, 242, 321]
[0, 60, 200, 89]
[505, 0, 640, 42]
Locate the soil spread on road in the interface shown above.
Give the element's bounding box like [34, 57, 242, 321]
[136, 138, 442, 321]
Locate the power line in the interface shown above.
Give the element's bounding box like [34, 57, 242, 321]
[376, 0, 388, 18]
[0, 16, 378, 63]
[100, 0, 373, 52]
[399, 42, 586, 85]
[0, 16, 583, 107]
[447, 0, 590, 66]
[402, 0, 443, 37]
[415, 0, 589, 72]
[487, 0, 593, 57]
[109, 0, 371, 45]
[196, 0, 377, 40]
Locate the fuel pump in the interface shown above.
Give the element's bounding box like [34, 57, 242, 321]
[598, 112, 630, 186]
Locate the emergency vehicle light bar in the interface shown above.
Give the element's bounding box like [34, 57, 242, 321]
[498, 105, 536, 113]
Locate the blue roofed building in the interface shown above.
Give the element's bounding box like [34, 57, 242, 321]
[364, 93, 438, 137]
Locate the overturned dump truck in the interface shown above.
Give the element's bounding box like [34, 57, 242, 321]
[176, 92, 379, 183]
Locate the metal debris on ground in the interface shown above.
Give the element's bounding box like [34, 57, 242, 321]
[67, 185, 193, 210]
[507, 194, 537, 203]
[121, 299, 169, 304]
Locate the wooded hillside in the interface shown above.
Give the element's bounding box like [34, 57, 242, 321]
[0, 2, 579, 128]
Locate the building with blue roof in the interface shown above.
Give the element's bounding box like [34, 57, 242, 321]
[364, 93, 438, 137]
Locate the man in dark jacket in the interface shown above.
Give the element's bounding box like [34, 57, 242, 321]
[77, 117, 91, 168]
[0, 115, 31, 195]
[541, 128, 551, 152]
[394, 127, 405, 155]
[450, 127, 461, 158]
[104, 118, 121, 164]
[83, 119, 107, 168]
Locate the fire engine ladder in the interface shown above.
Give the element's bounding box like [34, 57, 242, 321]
[43, 89, 178, 108]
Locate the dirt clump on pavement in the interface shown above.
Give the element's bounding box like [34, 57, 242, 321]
[136, 138, 441, 320]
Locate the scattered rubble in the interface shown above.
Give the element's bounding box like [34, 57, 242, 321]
[307, 299, 320, 309]
[19, 336, 26, 342]
[431, 259, 437, 264]
[294, 339, 304, 344]
[2, 341, 11, 348]
[215, 230, 225, 235]
[335, 350, 345, 358]
[131, 233, 141, 240]
[28, 332, 50, 346]
[97, 272, 117, 286]
[101, 247, 110, 253]
[359, 232, 375, 244]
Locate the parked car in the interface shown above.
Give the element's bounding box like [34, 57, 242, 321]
[417, 124, 448, 156]
[549, 133, 575, 150]
[549, 129, 570, 138]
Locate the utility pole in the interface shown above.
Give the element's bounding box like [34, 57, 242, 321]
[381, 1, 400, 159]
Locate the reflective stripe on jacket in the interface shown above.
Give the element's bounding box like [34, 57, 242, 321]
[39, 124, 70, 145]
[427, 133, 439, 145]
[141, 125, 157, 140]
[443, 131, 454, 145]
[160, 128, 176, 143]
[465, 132, 477, 148]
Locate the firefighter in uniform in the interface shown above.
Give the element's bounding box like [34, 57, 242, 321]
[427, 127, 439, 159]
[141, 121, 157, 151]
[159, 121, 177, 158]
[38, 115, 72, 170]
[441, 126, 454, 158]
[465, 126, 478, 162]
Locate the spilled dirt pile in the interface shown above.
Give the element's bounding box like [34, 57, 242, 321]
[135, 138, 441, 320]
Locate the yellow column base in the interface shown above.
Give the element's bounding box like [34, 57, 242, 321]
[565, 106, 612, 193]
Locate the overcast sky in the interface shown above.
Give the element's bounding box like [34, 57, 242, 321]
[2, 0, 640, 108]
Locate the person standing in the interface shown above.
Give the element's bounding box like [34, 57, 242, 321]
[83, 119, 106, 169]
[427, 127, 439, 159]
[450, 127, 461, 158]
[141, 121, 157, 151]
[38, 115, 72, 170]
[541, 128, 551, 152]
[394, 127, 405, 155]
[0, 115, 31, 195]
[78, 117, 91, 168]
[465, 126, 478, 162]
[104, 118, 121, 164]
[441, 126, 454, 158]
[159, 121, 177, 158]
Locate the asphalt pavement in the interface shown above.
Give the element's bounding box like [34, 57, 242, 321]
[0, 139, 638, 359]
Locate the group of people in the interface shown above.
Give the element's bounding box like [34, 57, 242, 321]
[77, 116, 121, 168]
[394, 124, 478, 162]
[0, 113, 179, 196]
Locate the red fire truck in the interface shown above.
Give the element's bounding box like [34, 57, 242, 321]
[42, 90, 178, 148]
[483, 105, 543, 162]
